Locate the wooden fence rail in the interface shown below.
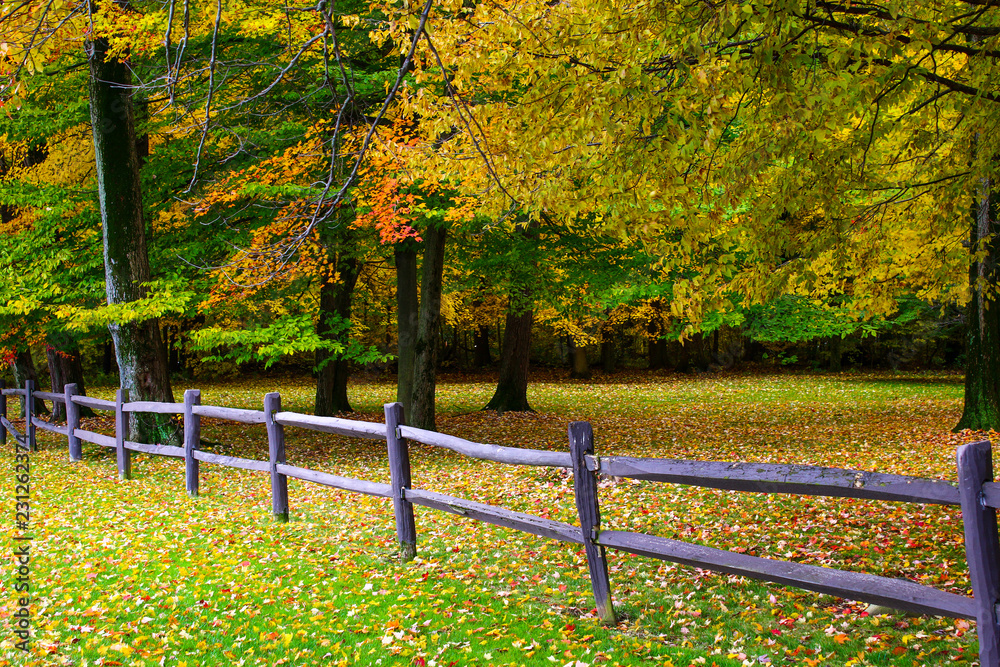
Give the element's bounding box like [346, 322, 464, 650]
[9, 383, 1000, 663]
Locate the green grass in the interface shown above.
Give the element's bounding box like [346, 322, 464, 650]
[0, 370, 985, 666]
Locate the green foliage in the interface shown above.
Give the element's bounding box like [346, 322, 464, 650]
[741, 294, 955, 348]
[741, 296, 864, 344]
[190, 313, 388, 370]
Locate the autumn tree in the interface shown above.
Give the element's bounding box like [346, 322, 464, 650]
[356, 137, 462, 429]
[391, 0, 1000, 429]
[0, 0, 179, 439]
[0, 89, 113, 416]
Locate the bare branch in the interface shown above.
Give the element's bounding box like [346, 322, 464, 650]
[186, 0, 224, 191]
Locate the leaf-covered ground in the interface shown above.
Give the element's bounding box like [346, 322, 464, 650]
[0, 370, 988, 666]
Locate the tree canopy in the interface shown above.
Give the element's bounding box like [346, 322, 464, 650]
[2, 0, 999, 430]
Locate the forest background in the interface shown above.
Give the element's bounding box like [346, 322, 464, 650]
[1, 0, 999, 437]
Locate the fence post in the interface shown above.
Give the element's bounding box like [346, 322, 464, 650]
[957, 440, 1000, 665]
[1, 379, 7, 447]
[65, 383, 81, 461]
[184, 389, 201, 497]
[25, 379, 35, 451]
[264, 392, 289, 522]
[115, 388, 132, 480]
[569, 421, 616, 624]
[384, 402, 417, 562]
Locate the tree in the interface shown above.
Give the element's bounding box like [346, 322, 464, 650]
[88, 25, 177, 441]
[394, 238, 419, 415]
[484, 291, 534, 412]
[398, 0, 1000, 429]
[3, 0, 433, 427]
[409, 222, 447, 429]
[315, 225, 363, 415]
[0, 110, 119, 417]
[189, 126, 388, 395]
[0, 0, 185, 440]
[355, 122, 470, 429]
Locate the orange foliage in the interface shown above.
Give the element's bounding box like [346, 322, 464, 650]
[352, 174, 422, 244]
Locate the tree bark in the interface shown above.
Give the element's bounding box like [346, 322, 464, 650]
[314, 251, 361, 415]
[88, 32, 176, 443]
[827, 336, 844, 372]
[955, 179, 1000, 431]
[473, 324, 492, 367]
[395, 239, 419, 415]
[410, 224, 448, 431]
[601, 326, 616, 374]
[484, 297, 534, 413]
[314, 217, 359, 416]
[569, 341, 591, 379]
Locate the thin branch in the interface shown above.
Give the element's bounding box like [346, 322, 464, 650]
[422, 27, 520, 208]
[185, 0, 224, 191]
[164, 0, 176, 103]
[245, 0, 438, 285]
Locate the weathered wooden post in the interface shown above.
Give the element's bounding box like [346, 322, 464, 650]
[384, 402, 417, 562]
[184, 389, 201, 497]
[25, 379, 35, 451]
[65, 383, 82, 461]
[1, 379, 7, 447]
[957, 440, 1000, 665]
[569, 421, 616, 623]
[264, 392, 289, 522]
[115, 388, 132, 480]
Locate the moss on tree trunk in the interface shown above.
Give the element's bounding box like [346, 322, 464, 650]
[955, 180, 1000, 432]
[88, 34, 176, 444]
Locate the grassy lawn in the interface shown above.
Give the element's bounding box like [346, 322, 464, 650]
[0, 370, 985, 666]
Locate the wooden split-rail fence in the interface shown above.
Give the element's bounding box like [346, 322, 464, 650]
[3, 378, 1000, 663]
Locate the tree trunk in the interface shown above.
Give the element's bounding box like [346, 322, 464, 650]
[647, 301, 668, 369]
[395, 239, 419, 415]
[314, 253, 361, 416]
[955, 179, 1000, 431]
[10, 349, 48, 417]
[828, 336, 844, 372]
[45, 345, 67, 422]
[675, 339, 692, 373]
[46, 342, 96, 421]
[410, 224, 448, 431]
[649, 336, 668, 370]
[601, 326, 616, 374]
[473, 324, 492, 367]
[102, 340, 115, 375]
[569, 341, 591, 379]
[88, 32, 176, 443]
[484, 298, 534, 413]
[601, 341, 616, 374]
